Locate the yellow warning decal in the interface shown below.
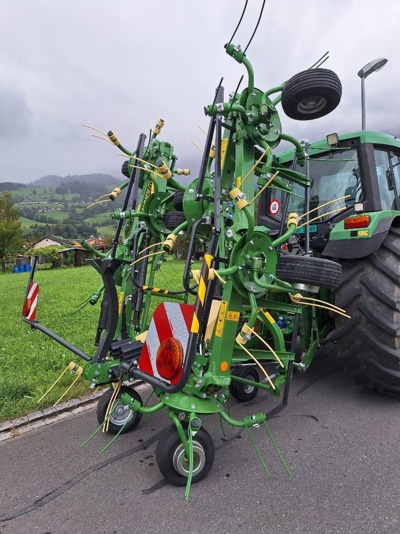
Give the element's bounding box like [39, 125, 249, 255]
[191, 313, 200, 334]
[226, 311, 240, 321]
[215, 300, 228, 337]
[220, 137, 228, 169]
[263, 311, 276, 324]
[198, 276, 207, 305]
[358, 230, 369, 237]
[118, 292, 124, 314]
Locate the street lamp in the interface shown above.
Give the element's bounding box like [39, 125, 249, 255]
[358, 57, 388, 130]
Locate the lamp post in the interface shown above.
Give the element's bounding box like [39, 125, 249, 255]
[358, 57, 388, 130]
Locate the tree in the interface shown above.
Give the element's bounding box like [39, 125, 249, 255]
[26, 245, 64, 268]
[173, 234, 191, 259]
[0, 192, 24, 271]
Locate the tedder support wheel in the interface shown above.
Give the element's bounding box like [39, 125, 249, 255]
[330, 227, 400, 395]
[156, 425, 215, 486]
[121, 160, 130, 178]
[164, 211, 186, 230]
[96, 385, 142, 434]
[172, 190, 184, 211]
[229, 367, 259, 402]
[281, 68, 342, 120]
[276, 255, 342, 290]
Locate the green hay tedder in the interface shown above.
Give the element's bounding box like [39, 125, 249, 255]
[22, 5, 400, 497]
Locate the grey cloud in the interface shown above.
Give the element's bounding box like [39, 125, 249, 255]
[0, 86, 32, 138]
[0, 0, 399, 183]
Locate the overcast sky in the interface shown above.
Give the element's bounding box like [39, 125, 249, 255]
[1, 0, 399, 184]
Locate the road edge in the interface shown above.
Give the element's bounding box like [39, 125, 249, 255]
[0, 390, 105, 442]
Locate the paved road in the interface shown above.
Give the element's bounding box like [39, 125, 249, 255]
[0, 351, 399, 534]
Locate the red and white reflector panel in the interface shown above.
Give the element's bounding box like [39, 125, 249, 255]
[138, 302, 194, 384]
[23, 282, 39, 321]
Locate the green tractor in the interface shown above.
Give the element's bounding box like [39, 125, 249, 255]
[259, 130, 400, 396]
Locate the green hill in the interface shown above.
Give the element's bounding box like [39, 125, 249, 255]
[6, 174, 128, 241]
[32, 173, 120, 188]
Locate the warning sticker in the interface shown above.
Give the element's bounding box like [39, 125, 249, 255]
[269, 199, 281, 216]
[263, 311, 276, 324]
[226, 311, 240, 321]
[215, 300, 228, 337]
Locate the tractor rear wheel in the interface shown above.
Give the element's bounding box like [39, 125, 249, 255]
[330, 227, 400, 395]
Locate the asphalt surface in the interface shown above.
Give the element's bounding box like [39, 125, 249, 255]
[0, 350, 399, 534]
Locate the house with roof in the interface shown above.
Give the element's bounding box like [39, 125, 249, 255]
[30, 236, 103, 267]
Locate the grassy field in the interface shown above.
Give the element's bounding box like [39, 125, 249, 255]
[0, 266, 101, 422]
[0, 261, 192, 423]
[20, 216, 47, 228]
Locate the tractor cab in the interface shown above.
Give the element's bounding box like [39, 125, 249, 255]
[258, 131, 400, 256]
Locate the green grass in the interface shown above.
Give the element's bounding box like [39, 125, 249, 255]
[84, 214, 113, 224]
[0, 260, 194, 423]
[41, 210, 69, 222]
[96, 224, 117, 236]
[20, 216, 47, 227]
[0, 266, 102, 422]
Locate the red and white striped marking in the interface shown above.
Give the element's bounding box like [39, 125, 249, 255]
[23, 282, 39, 321]
[138, 302, 194, 384]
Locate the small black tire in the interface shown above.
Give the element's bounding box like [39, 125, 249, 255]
[156, 425, 215, 486]
[96, 385, 142, 435]
[281, 69, 342, 121]
[229, 367, 259, 402]
[172, 191, 184, 211]
[276, 255, 342, 290]
[121, 160, 130, 178]
[164, 211, 186, 230]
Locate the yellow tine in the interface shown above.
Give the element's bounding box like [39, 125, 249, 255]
[37, 362, 76, 403]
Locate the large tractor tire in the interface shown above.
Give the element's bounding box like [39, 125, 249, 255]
[281, 68, 342, 121]
[330, 227, 400, 395]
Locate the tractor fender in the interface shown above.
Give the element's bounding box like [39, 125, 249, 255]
[322, 215, 399, 260]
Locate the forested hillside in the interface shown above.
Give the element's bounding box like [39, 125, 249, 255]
[7, 174, 127, 241]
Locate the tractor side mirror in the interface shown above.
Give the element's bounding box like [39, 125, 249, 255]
[386, 168, 394, 191]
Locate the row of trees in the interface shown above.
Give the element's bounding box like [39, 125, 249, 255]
[27, 222, 98, 240]
[0, 182, 27, 192]
[0, 192, 23, 271]
[54, 180, 119, 199]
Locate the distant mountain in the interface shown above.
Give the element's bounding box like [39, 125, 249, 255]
[32, 173, 120, 188]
